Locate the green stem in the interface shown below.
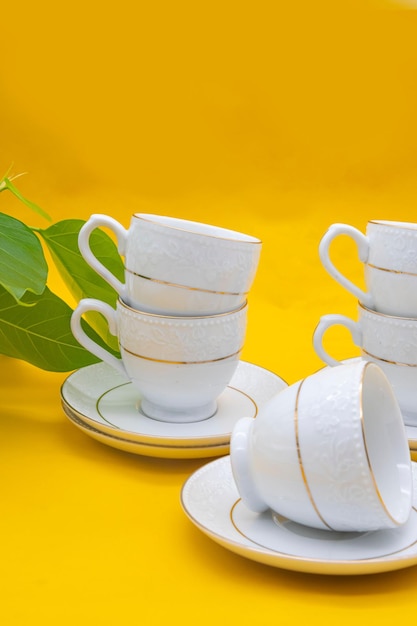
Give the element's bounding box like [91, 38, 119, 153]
[0, 176, 52, 222]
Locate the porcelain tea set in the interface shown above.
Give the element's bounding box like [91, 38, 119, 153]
[315, 221, 417, 428]
[62, 214, 417, 575]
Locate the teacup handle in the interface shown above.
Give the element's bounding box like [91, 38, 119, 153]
[70, 298, 127, 377]
[313, 314, 363, 366]
[319, 223, 373, 308]
[78, 214, 128, 296]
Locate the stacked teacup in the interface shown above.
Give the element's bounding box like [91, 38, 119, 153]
[71, 213, 262, 423]
[313, 220, 417, 427]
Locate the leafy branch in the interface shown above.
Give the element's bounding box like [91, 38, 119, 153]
[0, 171, 123, 371]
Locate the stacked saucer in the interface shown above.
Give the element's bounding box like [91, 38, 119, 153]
[60, 360, 287, 458]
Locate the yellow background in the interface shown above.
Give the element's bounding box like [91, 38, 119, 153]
[2, 1, 417, 624]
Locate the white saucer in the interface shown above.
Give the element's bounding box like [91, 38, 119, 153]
[181, 456, 417, 575]
[61, 360, 287, 450]
[64, 407, 231, 459]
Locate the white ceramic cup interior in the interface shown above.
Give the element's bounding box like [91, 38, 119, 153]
[319, 221, 417, 317]
[71, 298, 247, 423]
[230, 360, 412, 532]
[78, 213, 262, 315]
[313, 303, 417, 426]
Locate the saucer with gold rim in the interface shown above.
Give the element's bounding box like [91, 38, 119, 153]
[64, 407, 231, 459]
[181, 456, 417, 575]
[61, 360, 287, 455]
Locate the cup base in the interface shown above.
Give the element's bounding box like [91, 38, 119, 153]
[230, 417, 269, 513]
[139, 398, 218, 423]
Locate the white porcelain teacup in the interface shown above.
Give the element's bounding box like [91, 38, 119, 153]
[71, 298, 247, 423]
[78, 213, 262, 315]
[319, 221, 417, 317]
[230, 360, 412, 532]
[313, 303, 417, 426]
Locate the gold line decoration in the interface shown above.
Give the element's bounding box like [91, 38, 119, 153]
[63, 404, 230, 450]
[120, 344, 243, 365]
[226, 385, 258, 419]
[359, 301, 416, 322]
[359, 363, 401, 526]
[369, 220, 417, 232]
[294, 379, 333, 530]
[367, 262, 417, 277]
[124, 268, 249, 296]
[362, 348, 417, 367]
[229, 499, 417, 564]
[95, 383, 257, 432]
[119, 297, 247, 318]
[96, 382, 130, 427]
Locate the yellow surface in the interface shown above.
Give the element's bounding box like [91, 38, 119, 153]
[2, 1, 417, 623]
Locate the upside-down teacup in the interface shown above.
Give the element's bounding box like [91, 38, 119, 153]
[230, 360, 412, 532]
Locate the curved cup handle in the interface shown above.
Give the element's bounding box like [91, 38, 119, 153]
[319, 223, 373, 308]
[313, 314, 363, 367]
[70, 298, 127, 377]
[78, 214, 128, 296]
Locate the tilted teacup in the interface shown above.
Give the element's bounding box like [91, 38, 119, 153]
[319, 221, 417, 317]
[313, 303, 417, 426]
[230, 360, 412, 532]
[71, 298, 247, 423]
[78, 213, 262, 315]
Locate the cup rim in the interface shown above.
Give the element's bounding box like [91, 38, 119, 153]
[369, 220, 417, 231]
[118, 297, 248, 319]
[359, 361, 413, 526]
[358, 301, 417, 322]
[132, 213, 262, 244]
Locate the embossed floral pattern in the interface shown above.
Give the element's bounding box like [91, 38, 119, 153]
[368, 222, 417, 273]
[299, 365, 390, 531]
[245, 361, 407, 532]
[118, 301, 247, 361]
[360, 306, 417, 365]
[126, 217, 261, 293]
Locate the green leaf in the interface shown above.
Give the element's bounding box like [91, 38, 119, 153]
[36, 219, 124, 350]
[0, 212, 48, 302]
[0, 285, 119, 372]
